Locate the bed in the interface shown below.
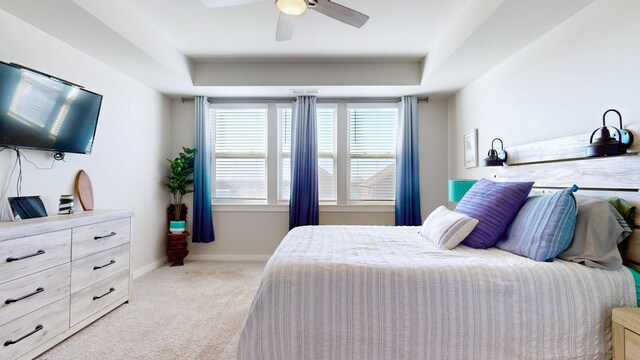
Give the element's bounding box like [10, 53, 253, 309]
[238, 126, 640, 360]
[238, 225, 636, 360]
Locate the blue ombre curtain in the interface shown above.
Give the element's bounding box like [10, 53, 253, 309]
[395, 96, 422, 226]
[192, 96, 215, 243]
[289, 96, 319, 230]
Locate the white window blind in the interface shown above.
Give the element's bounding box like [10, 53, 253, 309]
[279, 107, 292, 201]
[318, 107, 337, 201]
[211, 106, 267, 201]
[348, 105, 398, 201]
[279, 106, 336, 201]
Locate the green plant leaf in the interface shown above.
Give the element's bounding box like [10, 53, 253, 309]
[165, 146, 197, 203]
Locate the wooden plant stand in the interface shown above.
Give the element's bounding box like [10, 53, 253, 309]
[167, 231, 190, 266]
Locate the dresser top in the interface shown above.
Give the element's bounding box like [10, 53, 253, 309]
[0, 210, 134, 241]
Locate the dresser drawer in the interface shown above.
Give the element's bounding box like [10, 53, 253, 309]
[72, 218, 130, 260]
[70, 270, 129, 326]
[0, 230, 71, 284]
[0, 264, 70, 327]
[626, 329, 640, 360]
[71, 244, 130, 293]
[0, 297, 69, 360]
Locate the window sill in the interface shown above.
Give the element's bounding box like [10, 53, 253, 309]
[211, 204, 394, 213]
[320, 204, 394, 213]
[212, 204, 287, 212]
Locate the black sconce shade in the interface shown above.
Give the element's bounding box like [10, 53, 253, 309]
[483, 138, 508, 167]
[585, 109, 634, 157]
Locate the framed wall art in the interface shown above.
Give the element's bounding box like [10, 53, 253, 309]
[463, 129, 478, 168]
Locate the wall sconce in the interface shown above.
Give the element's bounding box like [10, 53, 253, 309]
[482, 138, 508, 167]
[585, 109, 634, 157]
[448, 179, 478, 202]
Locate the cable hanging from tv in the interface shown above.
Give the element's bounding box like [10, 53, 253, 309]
[0, 146, 64, 220]
[0, 147, 61, 192]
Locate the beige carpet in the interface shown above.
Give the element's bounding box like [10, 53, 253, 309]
[38, 261, 265, 360]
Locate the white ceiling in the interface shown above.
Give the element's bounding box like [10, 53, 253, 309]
[130, 0, 468, 57]
[0, 0, 595, 98]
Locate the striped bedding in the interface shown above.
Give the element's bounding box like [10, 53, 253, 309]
[238, 225, 636, 360]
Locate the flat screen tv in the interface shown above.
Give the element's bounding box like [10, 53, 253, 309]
[0, 61, 103, 154]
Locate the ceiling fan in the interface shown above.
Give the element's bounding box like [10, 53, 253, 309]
[200, 0, 370, 41]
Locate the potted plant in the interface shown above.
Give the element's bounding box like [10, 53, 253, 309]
[163, 146, 196, 233]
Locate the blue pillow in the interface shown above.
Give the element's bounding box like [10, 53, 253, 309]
[455, 179, 533, 249]
[496, 188, 577, 261]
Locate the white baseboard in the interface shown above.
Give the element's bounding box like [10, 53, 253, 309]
[188, 254, 271, 262]
[133, 258, 167, 279]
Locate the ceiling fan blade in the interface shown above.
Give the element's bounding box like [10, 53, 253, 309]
[311, 0, 369, 28]
[199, 0, 265, 8]
[276, 13, 297, 42]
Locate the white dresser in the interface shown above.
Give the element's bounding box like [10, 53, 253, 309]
[0, 210, 133, 360]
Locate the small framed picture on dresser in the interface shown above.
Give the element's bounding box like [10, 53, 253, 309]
[464, 129, 478, 168]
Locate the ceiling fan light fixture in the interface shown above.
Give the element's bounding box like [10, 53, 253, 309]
[276, 0, 307, 16]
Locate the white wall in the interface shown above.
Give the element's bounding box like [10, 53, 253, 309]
[0, 9, 172, 276]
[449, 0, 640, 180]
[169, 98, 449, 258]
[419, 98, 449, 216]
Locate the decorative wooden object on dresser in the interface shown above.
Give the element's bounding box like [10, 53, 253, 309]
[0, 210, 133, 360]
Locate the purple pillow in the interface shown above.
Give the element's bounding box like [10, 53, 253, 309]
[454, 179, 534, 249]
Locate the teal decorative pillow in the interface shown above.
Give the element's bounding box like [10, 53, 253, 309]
[496, 188, 577, 262]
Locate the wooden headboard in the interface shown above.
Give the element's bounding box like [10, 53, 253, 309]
[491, 122, 640, 271]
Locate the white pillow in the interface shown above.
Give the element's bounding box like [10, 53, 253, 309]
[419, 206, 479, 250]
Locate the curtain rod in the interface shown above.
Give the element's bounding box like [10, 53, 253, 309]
[180, 97, 429, 103]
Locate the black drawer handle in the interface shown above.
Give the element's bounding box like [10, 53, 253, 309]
[93, 260, 116, 270]
[4, 324, 43, 346]
[94, 232, 117, 240]
[93, 287, 115, 300]
[5, 287, 45, 304]
[6, 250, 45, 263]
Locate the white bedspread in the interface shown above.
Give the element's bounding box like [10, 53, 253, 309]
[238, 226, 635, 360]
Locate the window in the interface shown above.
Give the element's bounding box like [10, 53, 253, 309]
[210, 100, 399, 207]
[348, 105, 398, 201]
[279, 105, 336, 202]
[211, 105, 267, 201]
